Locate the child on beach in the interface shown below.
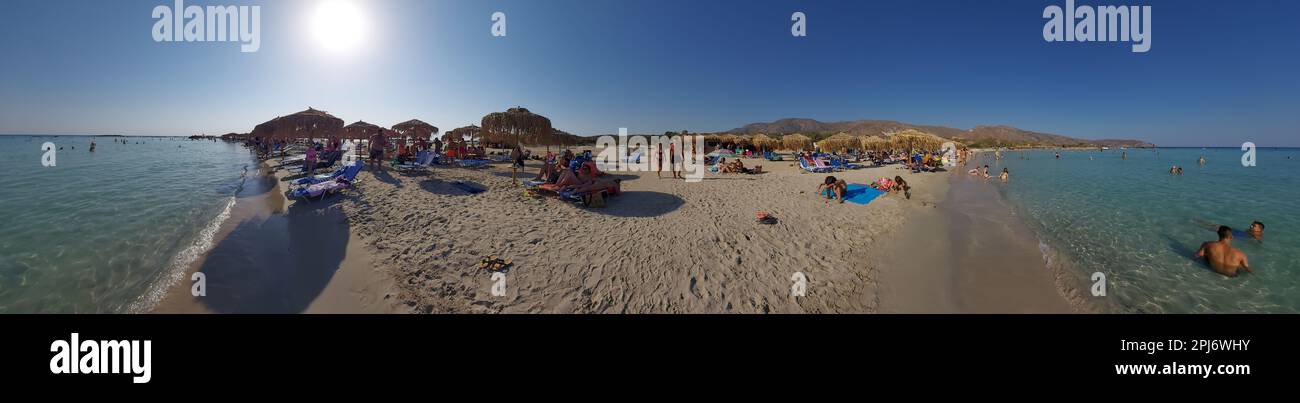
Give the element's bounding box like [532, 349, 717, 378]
[304, 145, 317, 176]
[818, 176, 847, 203]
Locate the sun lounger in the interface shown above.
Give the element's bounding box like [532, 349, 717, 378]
[394, 151, 435, 170]
[288, 176, 355, 201]
[291, 161, 362, 187]
[799, 157, 833, 173]
[458, 159, 491, 168]
[526, 180, 622, 207]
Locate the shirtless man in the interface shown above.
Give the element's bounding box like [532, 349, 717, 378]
[1195, 226, 1252, 277]
[368, 131, 388, 170]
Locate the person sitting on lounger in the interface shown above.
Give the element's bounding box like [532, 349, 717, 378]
[568, 164, 618, 194]
[818, 175, 847, 203]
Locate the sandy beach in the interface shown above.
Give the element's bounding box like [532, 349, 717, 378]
[150, 148, 1080, 314]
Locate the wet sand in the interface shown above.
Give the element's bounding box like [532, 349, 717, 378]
[875, 168, 1076, 313]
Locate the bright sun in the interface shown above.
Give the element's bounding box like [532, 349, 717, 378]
[311, 1, 367, 55]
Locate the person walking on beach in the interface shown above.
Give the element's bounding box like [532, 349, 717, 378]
[368, 131, 388, 170]
[669, 140, 680, 180]
[1196, 226, 1252, 277]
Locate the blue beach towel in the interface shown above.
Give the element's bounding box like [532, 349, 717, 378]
[843, 184, 885, 205]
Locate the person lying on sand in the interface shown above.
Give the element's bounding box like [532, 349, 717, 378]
[818, 175, 847, 203]
[1196, 226, 1253, 277]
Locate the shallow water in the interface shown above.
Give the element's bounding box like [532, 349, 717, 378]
[0, 135, 257, 313]
[975, 148, 1300, 313]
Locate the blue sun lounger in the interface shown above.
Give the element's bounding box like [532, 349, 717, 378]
[799, 157, 833, 173]
[291, 161, 362, 187]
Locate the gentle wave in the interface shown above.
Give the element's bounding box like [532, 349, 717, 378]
[126, 196, 235, 313]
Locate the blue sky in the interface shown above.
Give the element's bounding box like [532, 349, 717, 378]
[1, 0, 1297, 146]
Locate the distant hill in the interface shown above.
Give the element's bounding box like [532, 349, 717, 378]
[728, 118, 1154, 148]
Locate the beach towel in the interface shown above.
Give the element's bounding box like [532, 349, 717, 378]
[843, 184, 885, 205]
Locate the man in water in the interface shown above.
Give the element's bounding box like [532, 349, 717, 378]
[1196, 219, 1265, 243]
[1195, 226, 1252, 277]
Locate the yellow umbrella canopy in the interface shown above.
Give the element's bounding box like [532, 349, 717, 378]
[859, 135, 888, 151]
[343, 120, 384, 140]
[820, 133, 857, 153]
[392, 119, 439, 140]
[782, 133, 811, 151]
[249, 107, 344, 140]
[481, 107, 553, 146]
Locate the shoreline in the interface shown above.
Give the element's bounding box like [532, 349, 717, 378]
[152, 155, 401, 314]
[874, 163, 1080, 313]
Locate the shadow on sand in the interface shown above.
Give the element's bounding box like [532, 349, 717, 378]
[585, 191, 684, 218]
[370, 168, 403, 188]
[419, 178, 487, 196]
[195, 201, 351, 313]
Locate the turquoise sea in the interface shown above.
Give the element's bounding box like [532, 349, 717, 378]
[979, 148, 1300, 313]
[0, 135, 258, 313]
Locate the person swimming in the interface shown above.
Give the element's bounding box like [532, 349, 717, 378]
[999, 168, 1009, 182]
[1196, 219, 1265, 243]
[1198, 155, 1207, 165]
[1195, 226, 1252, 277]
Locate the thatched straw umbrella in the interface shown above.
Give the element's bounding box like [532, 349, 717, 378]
[481, 107, 553, 183]
[249, 107, 344, 141]
[859, 135, 889, 152]
[890, 129, 946, 154]
[445, 125, 480, 145]
[782, 133, 811, 151]
[750, 133, 775, 154]
[343, 121, 383, 140]
[481, 107, 553, 148]
[392, 119, 439, 143]
[820, 133, 857, 154]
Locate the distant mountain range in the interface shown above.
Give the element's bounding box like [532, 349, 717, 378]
[727, 118, 1155, 148]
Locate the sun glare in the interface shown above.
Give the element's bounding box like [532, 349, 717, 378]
[311, 1, 367, 55]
